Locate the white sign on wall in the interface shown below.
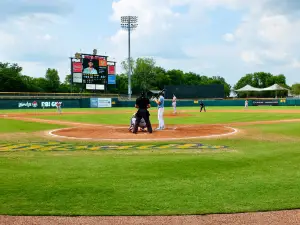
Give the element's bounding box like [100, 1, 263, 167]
[98, 98, 111, 108]
[73, 73, 82, 83]
[86, 84, 105, 90]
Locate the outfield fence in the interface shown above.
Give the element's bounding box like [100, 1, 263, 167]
[0, 93, 300, 109]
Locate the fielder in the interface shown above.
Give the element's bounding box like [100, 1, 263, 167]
[172, 94, 177, 114]
[56, 101, 62, 114]
[153, 91, 165, 130]
[128, 113, 147, 132]
[200, 101, 206, 112]
[245, 99, 248, 108]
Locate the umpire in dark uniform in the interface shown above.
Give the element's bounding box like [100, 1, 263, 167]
[200, 100, 206, 112]
[132, 91, 153, 134]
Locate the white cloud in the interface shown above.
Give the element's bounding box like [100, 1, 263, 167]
[223, 33, 235, 42]
[1, 0, 300, 86]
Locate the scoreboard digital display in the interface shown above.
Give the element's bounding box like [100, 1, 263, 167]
[81, 56, 107, 85]
[71, 53, 115, 91]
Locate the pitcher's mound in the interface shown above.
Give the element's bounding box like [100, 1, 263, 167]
[49, 125, 237, 141]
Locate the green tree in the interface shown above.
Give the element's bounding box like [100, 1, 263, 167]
[154, 67, 170, 89]
[183, 72, 200, 85]
[121, 57, 135, 75]
[45, 68, 60, 92]
[131, 57, 156, 92]
[115, 74, 128, 94]
[0, 62, 26, 92]
[209, 76, 231, 97]
[291, 83, 300, 95]
[166, 69, 185, 85]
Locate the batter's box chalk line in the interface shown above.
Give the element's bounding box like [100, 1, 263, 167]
[46, 126, 238, 141]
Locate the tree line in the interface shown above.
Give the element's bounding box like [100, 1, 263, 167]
[1, 59, 299, 97]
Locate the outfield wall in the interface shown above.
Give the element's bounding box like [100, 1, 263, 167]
[0, 98, 299, 109]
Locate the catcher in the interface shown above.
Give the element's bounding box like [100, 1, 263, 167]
[128, 113, 147, 132]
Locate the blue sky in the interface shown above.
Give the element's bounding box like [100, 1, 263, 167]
[0, 0, 300, 86]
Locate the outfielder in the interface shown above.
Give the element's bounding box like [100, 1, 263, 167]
[129, 113, 147, 132]
[153, 91, 165, 130]
[56, 101, 62, 114]
[172, 94, 177, 114]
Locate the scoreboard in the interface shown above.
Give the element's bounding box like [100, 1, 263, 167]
[71, 52, 116, 91]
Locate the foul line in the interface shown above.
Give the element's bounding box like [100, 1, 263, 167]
[47, 126, 238, 141]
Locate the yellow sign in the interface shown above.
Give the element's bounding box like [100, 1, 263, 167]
[194, 100, 198, 104]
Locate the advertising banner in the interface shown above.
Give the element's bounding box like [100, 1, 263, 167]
[97, 98, 112, 108]
[73, 73, 82, 83]
[252, 100, 279, 106]
[108, 65, 115, 74]
[108, 75, 116, 85]
[72, 62, 83, 73]
[90, 98, 98, 108]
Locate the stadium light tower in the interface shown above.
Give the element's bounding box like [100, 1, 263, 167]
[121, 16, 138, 100]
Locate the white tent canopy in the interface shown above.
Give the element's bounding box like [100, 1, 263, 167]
[235, 85, 262, 92]
[262, 84, 289, 91]
[235, 84, 288, 92]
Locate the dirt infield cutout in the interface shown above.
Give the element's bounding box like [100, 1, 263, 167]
[48, 125, 238, 141]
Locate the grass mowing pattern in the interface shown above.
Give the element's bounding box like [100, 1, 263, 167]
[0, 119, 66, 133]
[1, 107, 300, 215]
[1, 140, 300, 215]
[35, 112, 300, 125]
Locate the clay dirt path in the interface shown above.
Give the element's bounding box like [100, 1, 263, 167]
[1, 210, 300, 225]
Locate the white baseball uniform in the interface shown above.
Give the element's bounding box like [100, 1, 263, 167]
[157, 95, 165, 130]
[56, 102, 62, 114]
[245, 100, 248, 108]
[172, 95, 177, 114]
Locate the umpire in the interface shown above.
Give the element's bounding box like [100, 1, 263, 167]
[132, 91, 153, 134]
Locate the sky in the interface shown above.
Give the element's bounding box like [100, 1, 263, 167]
[0, 0, 300, 86]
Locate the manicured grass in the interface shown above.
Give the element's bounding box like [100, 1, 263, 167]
[246, 123, 300, 137]
[1, 139, 300, 215]
[1, 106, 300, 114]
[1, 107, 300, 216]
[34, 111, 300, 125]
[0, 119, 65, 133]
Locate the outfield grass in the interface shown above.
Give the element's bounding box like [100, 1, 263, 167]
[0, 105, 299, 114]
[1, 107, 300, 215]
[34, 111, 300, 125]
[0, 119, 65, 133]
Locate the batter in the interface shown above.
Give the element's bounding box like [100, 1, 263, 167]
[154, 92, 165, 130]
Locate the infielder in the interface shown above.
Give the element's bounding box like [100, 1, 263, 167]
[129, 113, 147, 132]
[172, 94, 177, 114]
[56, 101, 62, 114]
[153, 91, 165, 130]
[245, 99, 248, 108]
[200, 101, 206, 112]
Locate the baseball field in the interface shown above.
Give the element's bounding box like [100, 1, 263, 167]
[1, 106, 300, 223]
